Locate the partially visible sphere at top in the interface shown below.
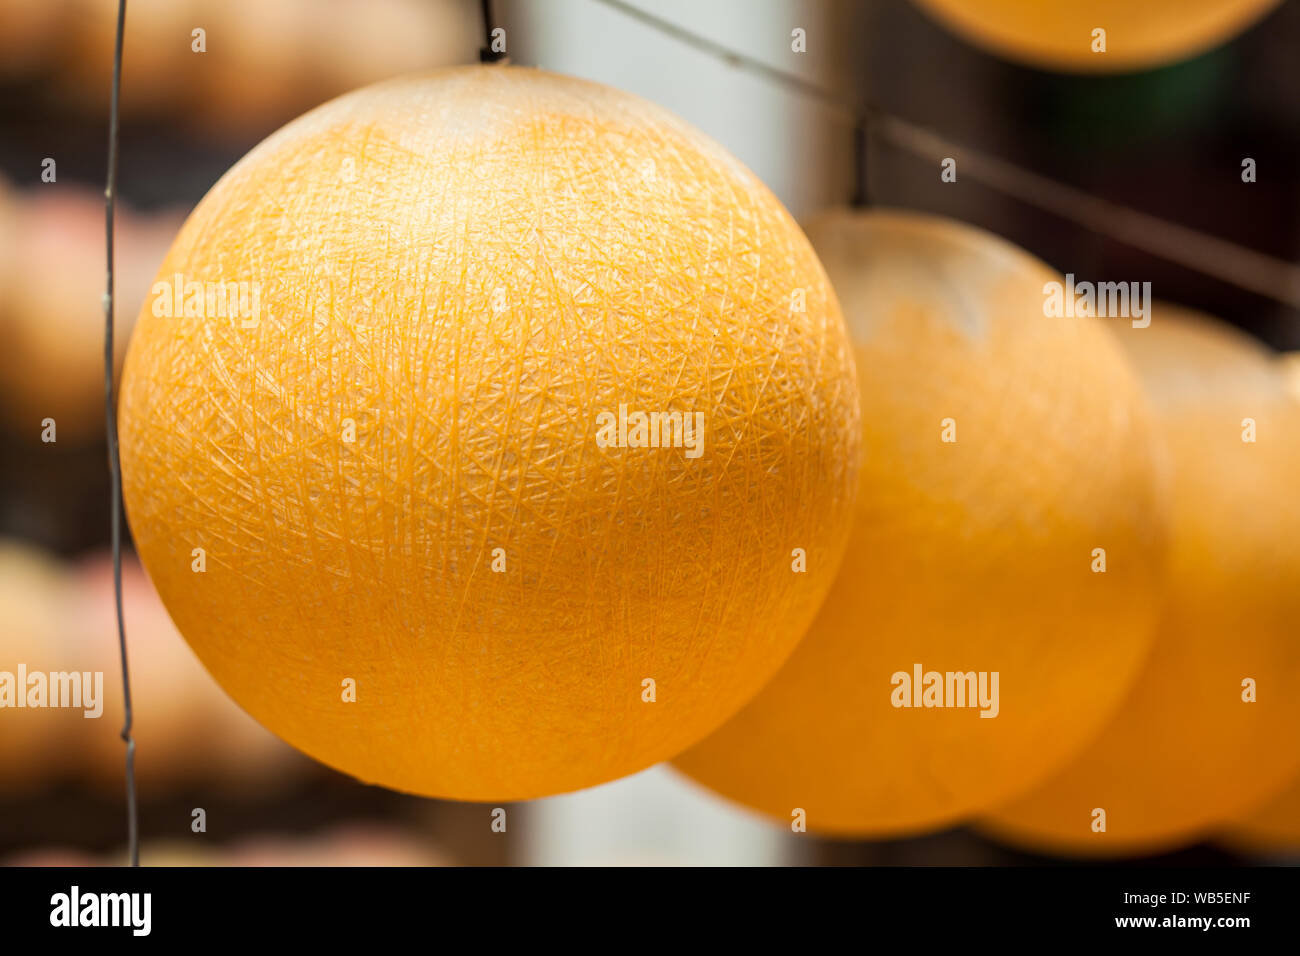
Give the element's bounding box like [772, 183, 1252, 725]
[118, 67, 861, 801]
[911, 0, 1281, 72]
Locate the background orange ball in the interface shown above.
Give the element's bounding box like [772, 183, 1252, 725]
[1220, 773, 1300, 854]
[0, 186, 180, 441]
[1222, 354, 1300, 853]
[1282, 352, 1300, 401]
[68, 554, 298, 792]
[0, 541, 77, 791]
[911, 0, 1281, 73]
[983, 306, 1300, 855]
[675, 209, 1166, 836]
[118, 67, 861, 801]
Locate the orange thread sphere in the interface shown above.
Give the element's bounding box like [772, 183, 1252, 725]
[983, 306, 1300, 855]
[911, 0, 1281, 72]
[118, 67, 861, 801]
[675, 209, 1167, 836]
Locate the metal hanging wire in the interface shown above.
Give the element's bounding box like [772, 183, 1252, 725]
[589, 0, 1300, 310]
[103, 0, 137, 868]
[480, 0, 507, 63]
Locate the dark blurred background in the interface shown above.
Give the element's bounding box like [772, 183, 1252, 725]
[0, 0, 1295, 865]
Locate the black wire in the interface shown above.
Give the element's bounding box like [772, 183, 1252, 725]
[588, 0, 867, 207]
[104, 0, 138, 868]
[587, 0, 1300, 307]
[591, 0, 859, 120]
[479, 0, 506, 63]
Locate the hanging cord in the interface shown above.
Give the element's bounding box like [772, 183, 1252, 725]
[480, 0, 507, 63]
[589, 0, 1300, 310]
[103, 0, 138, 868]
[873, 114, 1300, 309]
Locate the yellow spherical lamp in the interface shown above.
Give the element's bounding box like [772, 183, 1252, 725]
[983, 306, 1300, 855]
[1220, 776, 1300, 854]
[675, 209, 1167, 836]
[1221, 356, 1300, 853]
[118, 67, 862, 801]
[911, 0, 1281, 73]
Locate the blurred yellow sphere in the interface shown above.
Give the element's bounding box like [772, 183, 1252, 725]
[69, 554, 296, 791]
[984, 306, 1300, 856]
[1281, 352, 1300, 402]
[675, 209, 1167, 836]
[1266, 352, 1300, 836]
[0, 541, 75, 790]
[912, 0, 1281, 72]
[1220, 774, 1300, 854]
[0, 187, 179, 441]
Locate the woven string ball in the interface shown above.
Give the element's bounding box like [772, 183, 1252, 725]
[911, 0, 1281, 72]
[118, 67, 861, 801]
[983, 306, 1300, 855]
[675, 209, 1167, 836]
